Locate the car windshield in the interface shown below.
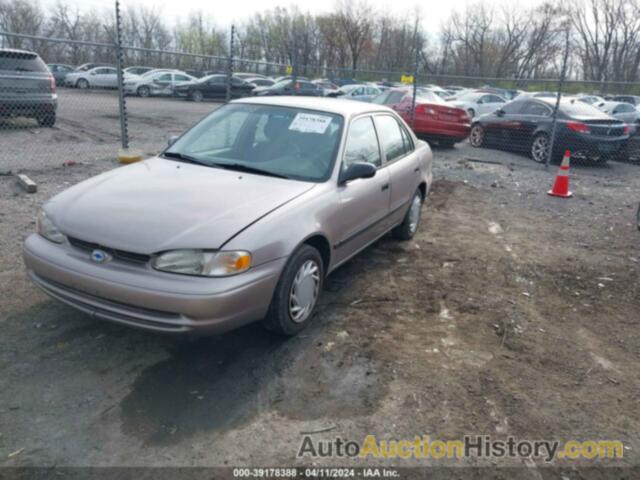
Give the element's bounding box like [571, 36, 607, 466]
[272, 80, 291, 89]
[164, 103, 344, 182]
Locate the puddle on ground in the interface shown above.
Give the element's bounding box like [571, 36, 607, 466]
[119, 322, 387, 445]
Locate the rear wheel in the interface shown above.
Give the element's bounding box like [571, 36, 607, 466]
[191, 90, 203, 102]
[262, 244, 324, 336]
[37, 113, 56, 128]
[469, 124, 485, 147]
[392, 189, 423, 241]
[531, 133, 550, 163]
[76, 78, 89, 89]
[137, 86, 150, 97]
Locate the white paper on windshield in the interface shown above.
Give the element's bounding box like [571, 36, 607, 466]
[289, 113, 332, 134]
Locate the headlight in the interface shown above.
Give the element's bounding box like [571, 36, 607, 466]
[37, 210, 65, 244]
[152, 249, 252, 277]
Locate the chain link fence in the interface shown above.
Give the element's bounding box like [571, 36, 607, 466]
[2, 25, 640, 172]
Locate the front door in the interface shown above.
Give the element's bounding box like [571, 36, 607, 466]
[334, 115, 391, 264]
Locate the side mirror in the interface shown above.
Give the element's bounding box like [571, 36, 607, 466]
[496, 109, 505, 117]
[167, 135, 179, 147]
[339, 162, 376, 185]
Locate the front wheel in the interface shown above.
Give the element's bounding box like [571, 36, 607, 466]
[137, 86, 150, 97]
[262, 245, 324, 336]
[392, 189, 423, 240]
[76, 78, 89, 89]
[191, 90, 204, 102]
[531, 133, 550, 164]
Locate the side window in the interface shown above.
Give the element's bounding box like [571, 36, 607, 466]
[353, 87, 365, 96]
[343, 117, 381, 168]
[376, 115, 407, 162]
[487, 95, 503, 103]
[522, 102, 551, 117]
[399, 123, 414, 153]
[501, 101, 523, 114]
[371, 92, 389, 105]
[174, 74, 190, 82]
[158, 73, 172, 82]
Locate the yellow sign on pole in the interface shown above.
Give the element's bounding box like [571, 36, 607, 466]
[286, 65, 293, 75]
[401, 74, 414, 85]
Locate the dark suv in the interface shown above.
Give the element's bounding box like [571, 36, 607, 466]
[0, 48, 57, 127]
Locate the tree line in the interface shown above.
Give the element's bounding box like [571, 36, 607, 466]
[1, 0, 640, 82]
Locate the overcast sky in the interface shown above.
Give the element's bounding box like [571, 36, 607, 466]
[42, 0, 538, 33]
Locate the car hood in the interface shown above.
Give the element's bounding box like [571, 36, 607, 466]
[46, 157, 315, 253]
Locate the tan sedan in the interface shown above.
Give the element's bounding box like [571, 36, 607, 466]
[23, 97, 433, 335]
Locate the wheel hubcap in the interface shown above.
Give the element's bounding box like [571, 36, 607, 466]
[470, 126, 483, 146]
[532, 137, 549, 162]
[289, 260, 320, 323]
[408, 194, 422, 234]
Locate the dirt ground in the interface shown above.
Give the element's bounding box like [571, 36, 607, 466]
[1, 134, 639, 478]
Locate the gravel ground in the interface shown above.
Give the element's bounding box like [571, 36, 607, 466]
[0, 127, 639, 477]
[0, 89, 221, 172]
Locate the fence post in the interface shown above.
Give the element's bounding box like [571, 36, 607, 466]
[410, 21, 420, 128]
[114, 0, 129, 150]
[546, 26, 571, 169]
[226, 25, 235, 103]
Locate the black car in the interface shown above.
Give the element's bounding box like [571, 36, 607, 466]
[1, 48, 57, 127]
[469, 97, 629, 163]
[47, 63, 74, 86]
[174, 74, 255, 101]
[253, 79, 322, 97]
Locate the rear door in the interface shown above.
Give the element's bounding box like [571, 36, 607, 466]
[516, 101, 553, 148]
[334, 115, 391, 262]
[374, 114, 419, 220]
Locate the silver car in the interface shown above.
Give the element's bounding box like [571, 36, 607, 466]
[123, 70, 195, 97]
[23, 97, 432, 336]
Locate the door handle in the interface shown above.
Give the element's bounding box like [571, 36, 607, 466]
[381, 184, 389, 191]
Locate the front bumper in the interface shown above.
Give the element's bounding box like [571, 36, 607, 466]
[23, 234, 285, 334]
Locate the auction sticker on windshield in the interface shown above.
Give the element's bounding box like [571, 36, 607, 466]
[289, 113, 333, 134]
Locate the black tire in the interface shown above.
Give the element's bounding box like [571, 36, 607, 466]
[530, 133, 550, 164]
[392, 189, 423, 241]
[191, 90, 203, 102]
[262, 244, 324, 336]
[37, 114, 56, 128]
[76, 78, 89, 89]
[469, 124, 485, 147]
[137, 86, 150, 97]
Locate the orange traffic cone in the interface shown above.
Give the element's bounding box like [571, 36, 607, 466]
[548, 150, 573, 198]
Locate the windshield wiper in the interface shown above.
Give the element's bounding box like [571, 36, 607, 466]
[162, 151, 212, 167]
[216, 163, 290, 179]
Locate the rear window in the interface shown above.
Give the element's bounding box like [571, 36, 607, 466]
[559, 100, 610, 118]
[0, 51, 48, 73]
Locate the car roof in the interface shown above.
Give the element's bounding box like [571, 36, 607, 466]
[232, 96, 395, 118]
[0, 47, 38, 55]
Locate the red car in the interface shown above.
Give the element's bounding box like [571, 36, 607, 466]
[372, 88, 471, 147]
